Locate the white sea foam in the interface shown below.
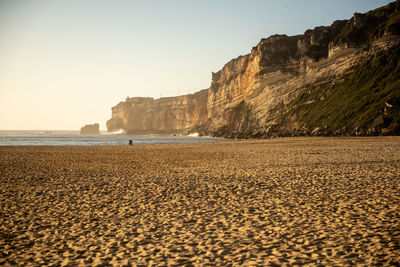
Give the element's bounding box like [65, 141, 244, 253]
[102, 129, 126, 135]
[187, 132, 199, 137]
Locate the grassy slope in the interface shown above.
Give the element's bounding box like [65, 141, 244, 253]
[281, 44, 400, 131]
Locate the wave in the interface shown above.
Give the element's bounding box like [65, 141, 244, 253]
[102, 129, 126, 135]
[187, 132, 199, 137]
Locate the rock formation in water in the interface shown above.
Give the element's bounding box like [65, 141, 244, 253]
[107, 2, 400, 137]
[80, 123, 100, 135]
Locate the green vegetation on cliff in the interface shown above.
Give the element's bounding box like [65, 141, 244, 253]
[282, 44, 400, 134]
[333, 2, 400, 45]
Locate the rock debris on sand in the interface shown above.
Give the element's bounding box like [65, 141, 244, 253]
[1, 137, 400, 265]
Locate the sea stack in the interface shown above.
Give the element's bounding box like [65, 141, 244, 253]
[80, 123, 100, 135]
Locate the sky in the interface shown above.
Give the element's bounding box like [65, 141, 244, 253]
[0, 0, 393, 130]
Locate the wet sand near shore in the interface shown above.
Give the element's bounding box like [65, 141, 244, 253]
[1, 137, 400, 265]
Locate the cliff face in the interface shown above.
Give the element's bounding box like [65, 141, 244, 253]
[106, 89, 208, 134]
[205, 2, 400, 138]
[108, 2, 400, 137]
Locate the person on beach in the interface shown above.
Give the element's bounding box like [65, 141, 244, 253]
[128, 140, 133, 145]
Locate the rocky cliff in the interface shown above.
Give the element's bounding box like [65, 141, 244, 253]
[108, 1, 400, 137]
[107, 89, 208, 134]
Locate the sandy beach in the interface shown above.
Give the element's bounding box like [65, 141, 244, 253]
[1, 137, 400, 266]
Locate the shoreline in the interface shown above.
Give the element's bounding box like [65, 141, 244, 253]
[1, 135, 400, 147]
[0, 133, 227, 147]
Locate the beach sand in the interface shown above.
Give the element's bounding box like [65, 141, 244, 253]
[1, 137, 400, 265]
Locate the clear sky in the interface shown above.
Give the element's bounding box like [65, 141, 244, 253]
[0, 0, 393, 130]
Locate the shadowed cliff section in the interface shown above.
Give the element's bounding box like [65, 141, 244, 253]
[277, 44, 400, 137]
[107, 2, 400, 138]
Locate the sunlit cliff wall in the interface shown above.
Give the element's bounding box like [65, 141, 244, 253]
[106, 89, 208, 134]
[204, 2, 400, 137]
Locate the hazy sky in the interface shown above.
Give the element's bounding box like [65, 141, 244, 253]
[0, 0, 393, 130]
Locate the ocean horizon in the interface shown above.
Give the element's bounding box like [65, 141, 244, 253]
[0, 130, 223, 146]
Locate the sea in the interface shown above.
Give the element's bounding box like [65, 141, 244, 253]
[0, 130, 224, 146]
